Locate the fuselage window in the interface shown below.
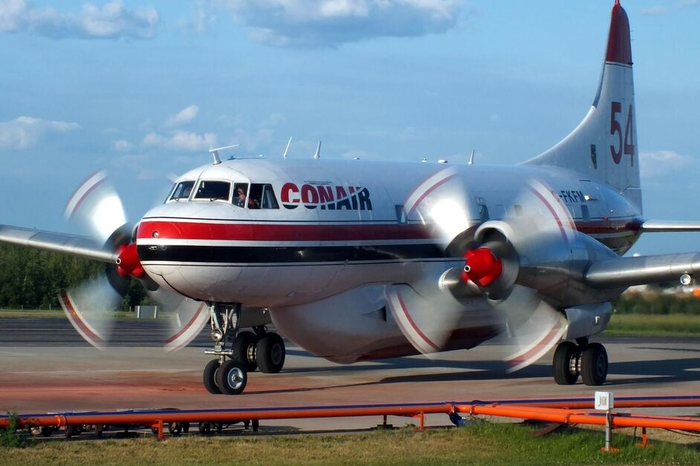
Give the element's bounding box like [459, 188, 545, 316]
[169, 180, 195, 202]
[194, 180, 231, 201]
[395, 205, 407, 224]
[581, 204, 591, 222]
[247, 183, 279, 209]
[478, 204, 490, 222]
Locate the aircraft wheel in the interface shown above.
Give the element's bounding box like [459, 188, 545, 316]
[216, 360, 248, 395]
[198, 422, 212, 435]
[581, 342, 608, 386]
[553, 341, 580, 385]
[203, 359, 221, 394]
[169, 422, 188, 436]
[232, 331, 259, 372]
[256, 333, 286, 373]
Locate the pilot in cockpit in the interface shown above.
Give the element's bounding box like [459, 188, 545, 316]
[236, 185, 259, 209]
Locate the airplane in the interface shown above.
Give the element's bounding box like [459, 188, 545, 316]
[1, 0, 699, 396]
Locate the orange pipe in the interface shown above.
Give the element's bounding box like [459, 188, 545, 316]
[3, 397, 700, 434]
[1, 404, 454, 429]
[456, 404, 700, 431]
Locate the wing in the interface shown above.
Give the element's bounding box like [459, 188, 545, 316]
[585, 252, 700, 289]
[0, 224, 116, 263]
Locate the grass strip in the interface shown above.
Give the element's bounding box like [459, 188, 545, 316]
[2, 422, 700, 465]
[604, 313, 700, 337]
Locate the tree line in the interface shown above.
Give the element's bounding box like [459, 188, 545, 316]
[0, 244, 146, 311]
[614, 291, 700, 315]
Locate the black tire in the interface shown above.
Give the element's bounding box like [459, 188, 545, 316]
[581, 342, 608, 386]
[232, 331, 259, 372]
[256, 333, 286, 374]
[168, 422, 183, 436]
[216, 360, 248, 395]
[65, 425, 81, 438]
[203, 359, 221, 394]
[553, 341, 580, 385]
[198, 422, 212, 435]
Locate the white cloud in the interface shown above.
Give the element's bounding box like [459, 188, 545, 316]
[679, 0, 699, 7]
[181, 5, 216, 33]
[209, 0, 463, 47]
[112, 139, 133, 151]
[142, 130, 217, 152]
[0, 116, 79, 149]
[641, 6, 667, 15]
[164, 105, 200, 128]
[0, 0, 158, 40]
[640, 150, 692, 178]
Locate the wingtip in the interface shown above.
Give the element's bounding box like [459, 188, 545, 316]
[606, 0, 633, 65]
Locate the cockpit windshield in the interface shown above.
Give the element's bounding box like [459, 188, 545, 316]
[169, 181, 195, 202]
[194, 180, 231, 201]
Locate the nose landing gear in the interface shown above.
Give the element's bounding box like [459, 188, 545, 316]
[202, 303, 286, 395]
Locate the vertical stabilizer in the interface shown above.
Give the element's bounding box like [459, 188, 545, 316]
[524, 1, 640, 211]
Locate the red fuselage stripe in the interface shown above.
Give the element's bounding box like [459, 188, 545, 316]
[138, 219, 640, 243]
[139, 221, 434, 242]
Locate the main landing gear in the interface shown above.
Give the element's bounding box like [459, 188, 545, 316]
[202, 303, 286, 395]
[552, 338, 608, 386]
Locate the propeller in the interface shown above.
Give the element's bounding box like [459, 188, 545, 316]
[386, 167, 480, 355]
[391, 170, 572, 371]
[59, 171, 208, 351]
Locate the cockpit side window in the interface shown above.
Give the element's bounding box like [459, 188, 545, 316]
[249, 183, 279, 209]
[194, 180, 231, 201]
[261, 184, 279, 209]
[169, 181, 195, 202]
[231, 183, 279, 209]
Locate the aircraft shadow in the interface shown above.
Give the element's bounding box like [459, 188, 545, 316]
[251, 353, 700, 395]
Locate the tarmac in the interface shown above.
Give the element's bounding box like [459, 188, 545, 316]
[1, 316, 700, 433]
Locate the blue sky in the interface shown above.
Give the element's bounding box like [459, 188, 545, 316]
[0, 0, 699, 255]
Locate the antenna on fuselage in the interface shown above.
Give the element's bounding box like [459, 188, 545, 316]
[209, 144, 239, 165]
[282, 137, 292, 159]
[313, 141, 322, 160]
[468, 149, 476, 166]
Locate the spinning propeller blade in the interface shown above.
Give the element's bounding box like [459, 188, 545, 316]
[61, 172, 206, 351]
[59, 274, 122, 350]
[397, 170, 575, 369]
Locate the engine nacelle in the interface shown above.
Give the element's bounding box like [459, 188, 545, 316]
[473, 221, 624, 308]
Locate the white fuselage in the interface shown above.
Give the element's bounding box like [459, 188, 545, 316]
[138, 157, 641, 306]
[135, 158, 642, 362]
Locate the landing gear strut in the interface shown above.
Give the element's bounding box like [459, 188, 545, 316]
[552, 338, 608, 386]
[202, 303, 286, 395]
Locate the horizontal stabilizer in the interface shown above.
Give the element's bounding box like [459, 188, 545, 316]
[640, 221, 700, 233]
[0, 224, 116, 263]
